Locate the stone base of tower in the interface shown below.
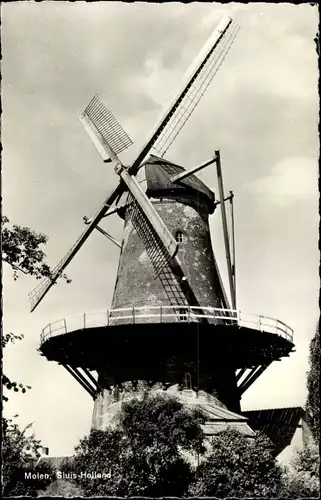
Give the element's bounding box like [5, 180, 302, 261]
[91, 381, 254, 440]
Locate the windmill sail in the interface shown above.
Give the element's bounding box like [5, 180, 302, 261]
[80, 95, 133, 162]
[128, 16, 239, 175]
[152, 22, 240, 157]
[28, 184, 123, 312]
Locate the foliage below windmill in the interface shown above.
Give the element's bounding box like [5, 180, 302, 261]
[2, 215, 70, 496]
[43, 393, 290, 498]
[305, 319, 320, 443]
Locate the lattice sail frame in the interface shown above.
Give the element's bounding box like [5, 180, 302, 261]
[151, 21, 240, 157]
[126, 193, 173, 277]
[80, 95, 133, 161]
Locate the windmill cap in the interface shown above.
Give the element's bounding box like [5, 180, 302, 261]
[140, 155, 216, 213]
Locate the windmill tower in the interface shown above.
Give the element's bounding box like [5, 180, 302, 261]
[30, 17, 296, 448]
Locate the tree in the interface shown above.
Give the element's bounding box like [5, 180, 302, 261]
[1, 215, 71, 401]
[2, 332, 32, 402]
[2, 215, 70, 401]
[2, 215, 70, 496]
[281, 319, 321, 498]
[37, 479, 83, 497]
[68, 392, 206, 497]
[2, 417, 53, 496]
[190, 428, 284, 498]
[282, 443, 320, 498]
[2, 215, 71, 283]
[305, 319, 320, 443]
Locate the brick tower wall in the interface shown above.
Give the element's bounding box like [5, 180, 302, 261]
[111, 195, 224, 311]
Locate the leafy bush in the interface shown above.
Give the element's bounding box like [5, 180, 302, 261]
[2, 215, 70, 283]
[68, 392, 205, 496]
[2, 215, 70, 496]
[2, 418, 53, 496]
[189, 428, 284, 498]
[37, 479, 83, 497]
[283, 443, 320, 498]
[305, 320, 320, 443]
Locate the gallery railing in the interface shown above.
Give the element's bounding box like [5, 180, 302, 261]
[40, 305, 294, 345]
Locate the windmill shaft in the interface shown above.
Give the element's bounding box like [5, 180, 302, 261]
[128, 16, 233, 175]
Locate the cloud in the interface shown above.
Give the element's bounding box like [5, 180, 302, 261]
[228, 3, 319, 101]
[245, 156, 318, 206]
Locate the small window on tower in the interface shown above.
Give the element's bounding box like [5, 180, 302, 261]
[175, 231, 185, 243]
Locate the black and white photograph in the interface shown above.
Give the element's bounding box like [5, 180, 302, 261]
[1, 2, 319, 497]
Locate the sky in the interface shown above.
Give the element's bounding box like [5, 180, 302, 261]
[2, 2, 319, 461]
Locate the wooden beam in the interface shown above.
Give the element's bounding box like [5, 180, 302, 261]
[82, 368, 103, 393]
[170, 156, 217, 183]
[215, 150, 236, 309]
[239, 364, 271, 395]
[236, 367, 247, 382]
[62, 364, 96, 398]
[229, 191, 237, 309]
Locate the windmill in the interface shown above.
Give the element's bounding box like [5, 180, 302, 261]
[30, 16, 298, 455]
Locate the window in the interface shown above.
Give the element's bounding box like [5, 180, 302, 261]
[175, 231, 185, 243]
